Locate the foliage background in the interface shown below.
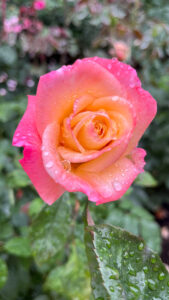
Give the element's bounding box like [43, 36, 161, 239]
[0, 0, 169, 299]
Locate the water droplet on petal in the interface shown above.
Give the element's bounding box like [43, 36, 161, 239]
[16, 133, 20, 136]
[46, 161, 53, 168]
[108, 64, 112, 70]
[44, 151, 49, 156]
[113, 181, 122, 192]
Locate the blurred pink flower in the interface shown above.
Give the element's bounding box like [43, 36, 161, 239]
[4, 16, 22, 33]
[33, 0, 46, 10]
[112, 41, 130, 61]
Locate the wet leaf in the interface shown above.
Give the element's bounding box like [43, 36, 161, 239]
[135, 171, 158, 187]
[44, 240, 92, 300]
[4, 237, 31, 257]
[85, 208, 169, 300]
[29, 193, 74, 265]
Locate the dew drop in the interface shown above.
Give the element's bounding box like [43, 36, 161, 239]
[136, 257, 141, 263]
[16, 132, 20, 136]
[109, 268, 119, 280]
[158, 272, 165, 281]
[109, 286, 114, 292]
[129, 251, 134, 257]
[44, 151, 49, 156]
[28, 133, 32, 136]
[22, 136, 26, 139]
[148, 279, 157, 291]
[153, 266, 159, 272]
[108, 64, 112, 70]
[129, 284, 139, 296]
[41, 146, 45, 151]
[138, 242, 144, 251]
[106, 241, 111, 249]
[46, 161, 53, 168]
[143, 266, 149, 274]
[113, 181, 122, 192]
[151, 255, 156, 264]
[123, 251, 129, 259]
[128, 265, 136, 276]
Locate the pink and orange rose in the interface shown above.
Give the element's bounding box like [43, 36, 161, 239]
[13, 57, 157, 205]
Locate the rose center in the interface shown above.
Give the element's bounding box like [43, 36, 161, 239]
[94, 120, 107, 138]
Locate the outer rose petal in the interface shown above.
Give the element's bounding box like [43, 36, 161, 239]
[76, 148, 146, 204]
[13, 95, 65, 205]
[20, 147, 65, 205]
[36, 59, 126, 135]
[87, 57, 157, 152]
[12, 95, 40, 147]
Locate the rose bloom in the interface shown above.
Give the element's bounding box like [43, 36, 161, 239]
[111, 41, 130, 61]
[13, 57, 157, 205]
[33, 0, 46, 10]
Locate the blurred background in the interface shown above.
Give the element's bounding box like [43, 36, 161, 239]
[0, 0, 169, 299]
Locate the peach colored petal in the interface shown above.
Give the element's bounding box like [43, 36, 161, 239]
[73, 94, 93, 114]
[36, 59, 125, 136]
[76, 147, 146, 204]
[20, 147, 65, 205]
[73, 111, 116, 151]
[42, 122, 102, 202]
[58, 133, 128, 164]
[87, 96, 136, 132]
[12, 95, 40, 147]
[60, 117, 82, 152]
[87, 57, 157, 152]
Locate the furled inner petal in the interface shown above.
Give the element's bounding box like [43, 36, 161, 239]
[72, 111, 117, 151]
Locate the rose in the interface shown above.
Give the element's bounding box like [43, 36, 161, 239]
[13, 57, 157, 205]
[33, 1, 46, 11]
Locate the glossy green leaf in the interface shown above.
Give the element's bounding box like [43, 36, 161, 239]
[4, 237, 31, 257]
[44, 240, 92, 300]
[135, 171, 158, 187]
[91, 198, 161, 253]
[29, 192, 74, 265]
[0, 259, 8, 289]
[85, 209, 169, 300]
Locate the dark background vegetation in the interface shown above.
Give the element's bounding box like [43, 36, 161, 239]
[0, 0, 169, 299]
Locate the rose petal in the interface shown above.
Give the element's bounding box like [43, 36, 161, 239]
[36, 59, 125, 135]
[76, 147, 146, 204]
[20, 146, 65, 205]
[12, 95, 40, 147]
